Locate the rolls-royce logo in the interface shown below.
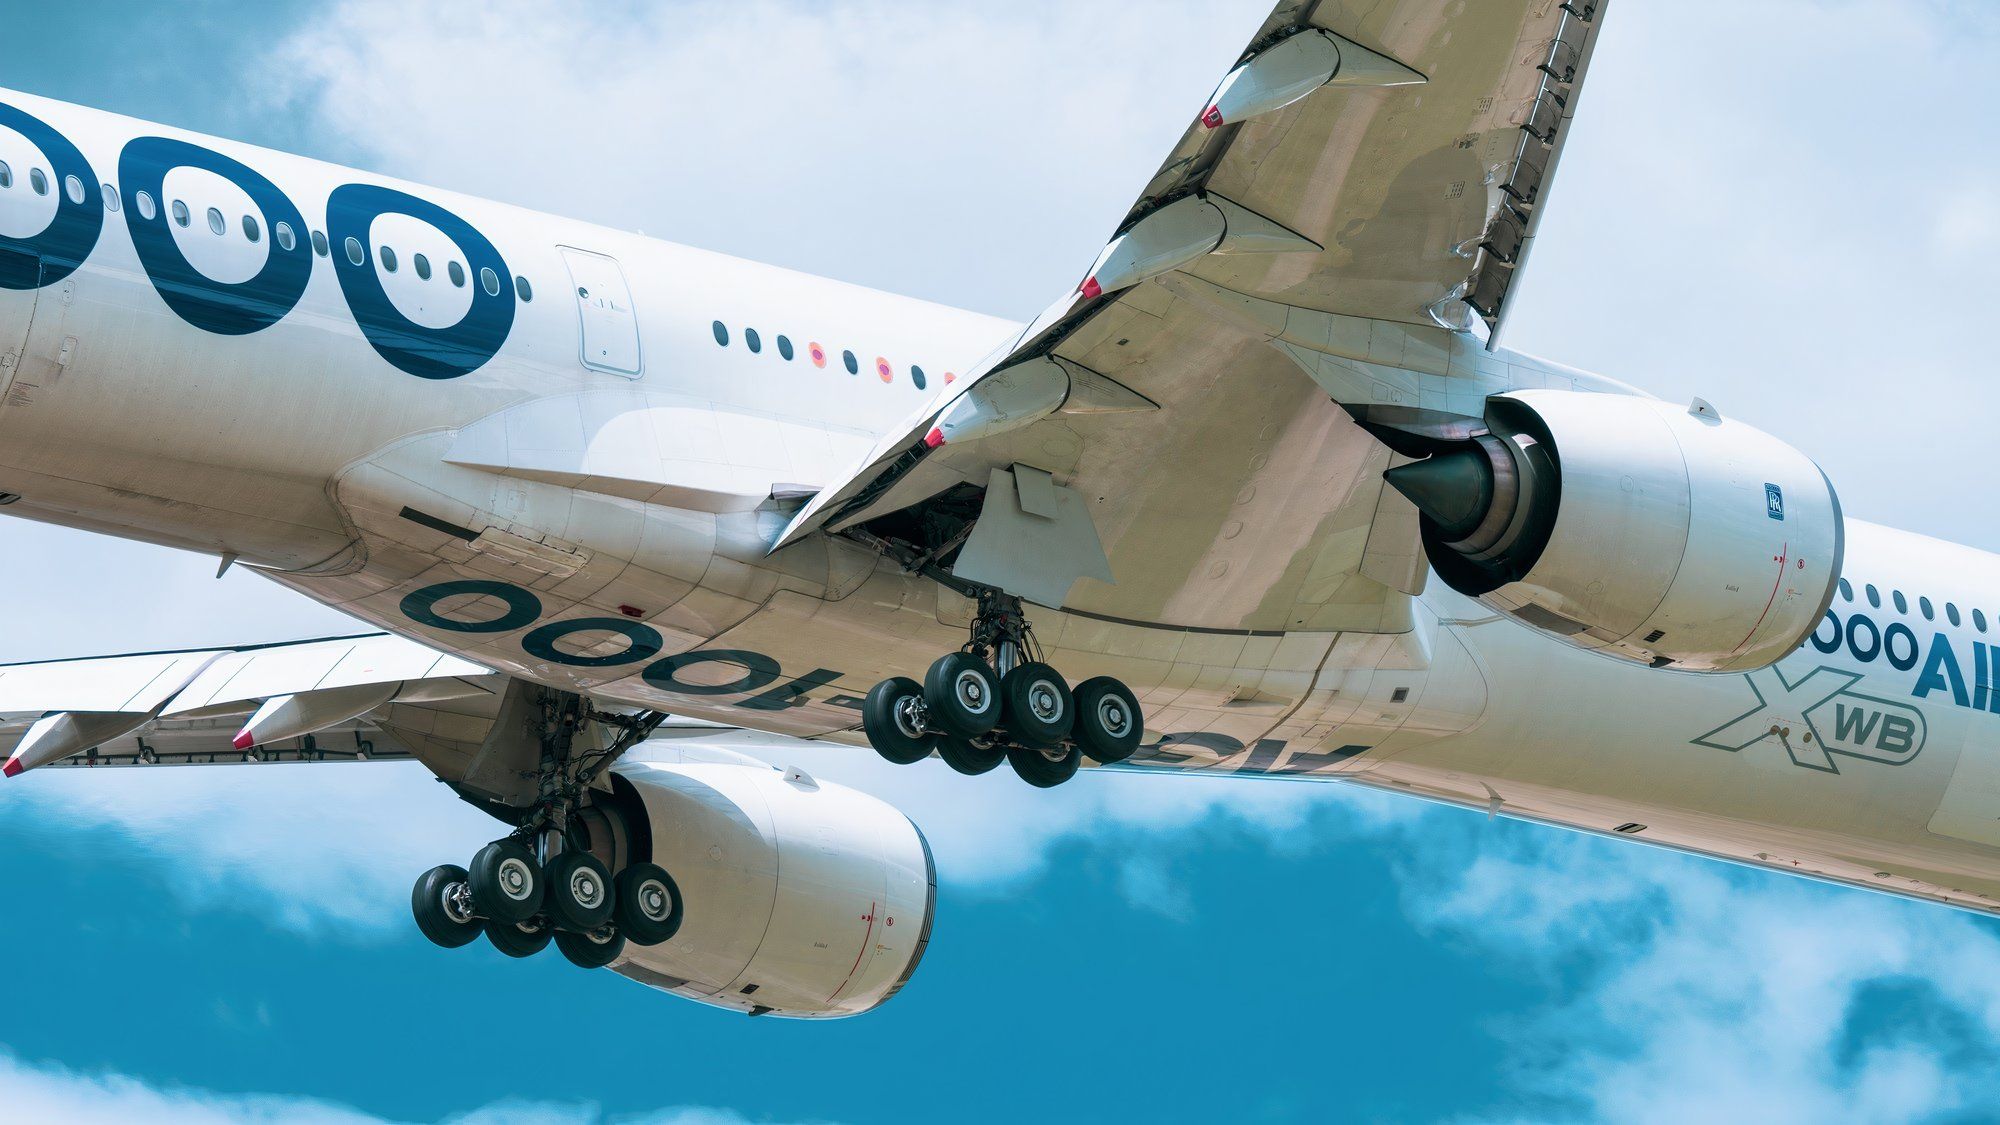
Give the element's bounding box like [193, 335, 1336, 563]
[1765, 482, 1785, 521]
[1693, 665, 1926, 774]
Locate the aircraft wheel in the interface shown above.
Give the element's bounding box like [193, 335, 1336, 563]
[1001, 662, 1073, 748]
[555, 926, 627, 969]
[411, 864, 480, 949]
[1072, 676, 1143, 764]
[936, 734, 1006, 776]
[543, 849, 616, 933]
[469, 839, 543, 923]
[925, 652, 1000, 737]
[863, 676, 934, 765]
[615, 863, 683, 946]
[484, 917, 551, 958]
[1007, 742, 1082, 788]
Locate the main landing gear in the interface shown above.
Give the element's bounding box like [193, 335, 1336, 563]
[410, 695, 684, 969]
[861, 590, 1143, 786]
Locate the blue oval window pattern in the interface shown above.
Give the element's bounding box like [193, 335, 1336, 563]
[745, 327, 761, 353]
[911, 364, 927, 389]
[119, 136, 311, 335]
[326, 182, 516, 380]
[0, 103, 105, 291]
[842, 349, 859, 375]
[712, 320, 729, 346]
[776, 335, 794, 361]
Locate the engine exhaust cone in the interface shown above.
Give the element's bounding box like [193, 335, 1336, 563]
[1385, 449, 1494, 541]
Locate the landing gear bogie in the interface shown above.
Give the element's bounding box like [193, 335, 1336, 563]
[411, 864, 481, 949]
[858, 588, 1142, 788]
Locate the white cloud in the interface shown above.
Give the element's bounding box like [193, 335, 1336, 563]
[0, 1052, 789, 1125]
[1399, 829, 2000, 1123]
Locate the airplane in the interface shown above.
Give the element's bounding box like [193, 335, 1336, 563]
[2, 0, 1994, 1020]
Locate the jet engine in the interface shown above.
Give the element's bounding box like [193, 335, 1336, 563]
[1383, 390, 1843, 673]
[588, 753, 935, 1019]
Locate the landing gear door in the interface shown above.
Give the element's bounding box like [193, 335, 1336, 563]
[559, 247, 641, 377]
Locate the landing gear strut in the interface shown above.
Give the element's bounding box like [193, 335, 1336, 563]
[409, 696, 684, 969]
[861, 589, 1143, 785]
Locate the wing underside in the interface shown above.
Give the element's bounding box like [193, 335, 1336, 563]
[774, 0, 1612, 635]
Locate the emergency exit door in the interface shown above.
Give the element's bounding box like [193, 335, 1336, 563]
[559, 247, 641, 377]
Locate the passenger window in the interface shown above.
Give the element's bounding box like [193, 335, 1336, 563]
[1977, 609, 1990, 633]
[1948, 603, 1962, 627]
[311, 230, 329, 257]
[379, 245, 398, 273]
[1837, 578, 1853, 601]
[414, 253, 431, 280]
[912, 364, 928, 390]
[135, 191, 156, 220]
[1893, 591, 1908, 614]
[242, 214, 261, 243]
[712, 320, 729, 347]
[514, 275, 532, 302]
[745, 328, 762, 354]
[0, 160, 10, 188]
[344, 236, 365, 266]
[206, 207, 225, 235]
[1920, 596, 1934, 621]
[30, 168, 48, 195]
[275, 222, 296, 252]
[776, 335, 794, 361]
[172, 200, 190, 227]
[1866, 584, 1881, 609]
[842, 349, 859, 375]
[102, 184, 119, 212]
[448, 261, 466, 287]
[65, 175, 84, 204]
[480, 267, 500, 296]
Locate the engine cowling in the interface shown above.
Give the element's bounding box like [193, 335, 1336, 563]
[1385, 390, 1843, 673]
[589, 751, 935, 1019]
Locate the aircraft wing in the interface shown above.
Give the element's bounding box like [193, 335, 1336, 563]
[774, 0, 1609, 634]
[0, 633, 501, 774]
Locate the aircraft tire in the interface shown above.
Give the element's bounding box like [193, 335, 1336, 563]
[1001, 662, 1074, 748]
[469, 839, 544, 924]
[1007, 742, 1082, 788]
[484, 918, 551, 959]
[411, 864, 481, 949]
[936, 734, 1006, 776]
[1072, 676, 1143, 764]
[543, 850, 616, 933]
[863, 676, 935, 765]
[614, 862, 683, 946]
[924, 652, 1001, 738]
[555, 926, 626, 970]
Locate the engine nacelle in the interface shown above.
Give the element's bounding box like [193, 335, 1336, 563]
[591, 752, 935, 1019]
[1386, 390, 1843, 673]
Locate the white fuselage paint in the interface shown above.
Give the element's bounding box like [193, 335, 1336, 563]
[4, 89, 1999, 914]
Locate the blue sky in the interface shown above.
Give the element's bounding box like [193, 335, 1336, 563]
[4, 2, 2000, 1122]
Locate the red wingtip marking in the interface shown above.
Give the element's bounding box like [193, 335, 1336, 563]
[1201, 106, 1224, 129]
[923, 427, 945, 449]
[232, 730, 255, 751]
[2, 758, 22, 778]
[1080, 276, 1103, 300]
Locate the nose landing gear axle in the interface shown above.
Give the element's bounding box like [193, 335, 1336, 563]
[861, 589, 1143, 786]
